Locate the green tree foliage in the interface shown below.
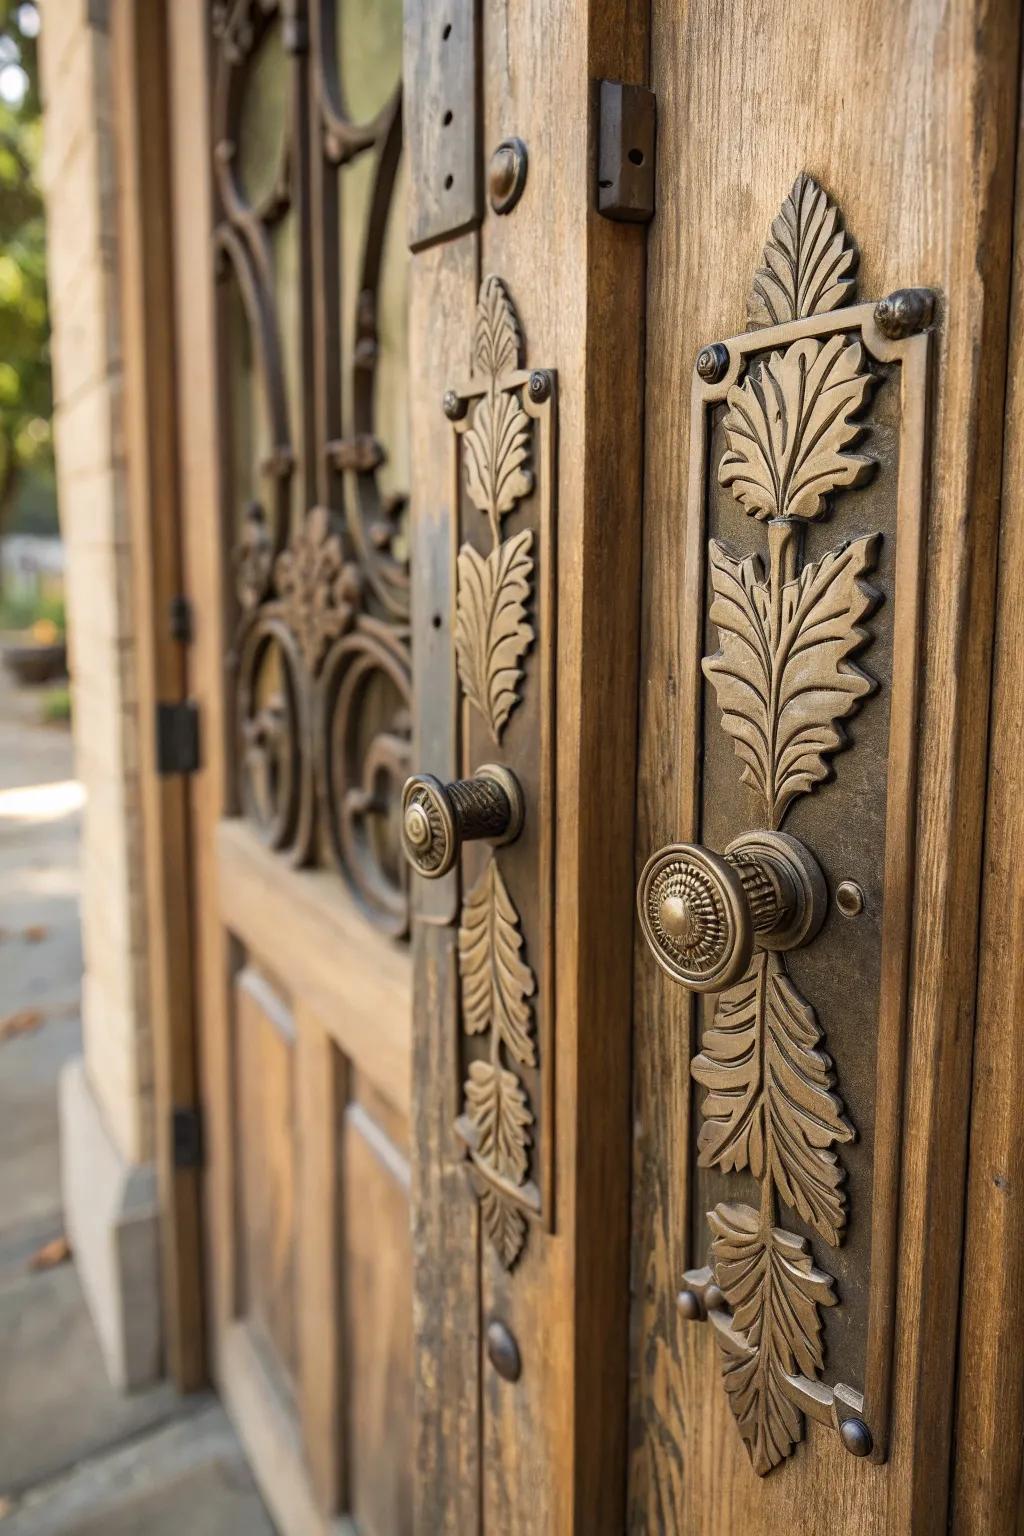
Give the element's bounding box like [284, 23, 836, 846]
[0, 1, 51, 539]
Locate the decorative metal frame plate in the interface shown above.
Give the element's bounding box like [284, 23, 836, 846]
[443, 276, 557, 1268]
[676, 175, 933, 1471]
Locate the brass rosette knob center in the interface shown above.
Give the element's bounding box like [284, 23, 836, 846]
[637, 831, 827, 992]
[401, 764, 525, 880]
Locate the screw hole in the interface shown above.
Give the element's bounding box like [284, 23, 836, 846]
[442, 109, 453, 126]
[598, 178, 612, 189]
[628, 147, 644, 166]
[444, 173, 454, 190]
[442, 22, 451, 40]
[431, 613, 442, 630]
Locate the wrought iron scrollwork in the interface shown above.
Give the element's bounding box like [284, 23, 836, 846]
[212, 0, 412, 935]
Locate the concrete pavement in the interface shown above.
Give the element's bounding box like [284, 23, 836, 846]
[0, 647, 275, 1534]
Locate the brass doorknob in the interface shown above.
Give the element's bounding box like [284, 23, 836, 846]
[402, 764, 525, 879]
[637, 830, 827, 992]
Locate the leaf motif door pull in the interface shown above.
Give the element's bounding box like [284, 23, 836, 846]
[639, 173, 936, 1474]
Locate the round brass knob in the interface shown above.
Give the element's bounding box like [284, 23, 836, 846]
[637, 830, 827, 992]
[401, 764, 524, 879]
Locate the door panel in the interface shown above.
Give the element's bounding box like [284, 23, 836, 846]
[170, 0, 414, 1531]
[236, 965, 299, 1389]
[630, 3, 1019, 1533]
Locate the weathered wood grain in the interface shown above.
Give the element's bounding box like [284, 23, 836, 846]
[951, 71, 1024, 1536]
[111, 0, 204, 1392]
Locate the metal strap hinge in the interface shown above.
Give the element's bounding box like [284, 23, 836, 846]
[155, 701, 200, 776]
[597, 80, 656, 224]
[172, 1107, 203, 1171]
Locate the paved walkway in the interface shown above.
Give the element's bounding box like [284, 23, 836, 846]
[0, 648, 275, 1534]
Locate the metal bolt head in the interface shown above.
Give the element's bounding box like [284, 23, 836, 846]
[836, 879, 865, 918]
[696, 343, 729, 384]
[677, 1289, 702, 1322]
[489, 146, 516, 200]
[528, 369, 552, 404]
[443, 388, 466, 421]
[488, 137, 528, 215]
[486, 1318, 522, 1382]
[874, 287, 934, 341]
[840, 1417, 873, 1458]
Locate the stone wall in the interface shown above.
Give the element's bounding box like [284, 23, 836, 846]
[38, 0, 160, 1388]
[39, 0, 153, 1170]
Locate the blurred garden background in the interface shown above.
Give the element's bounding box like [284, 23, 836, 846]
[0, 0, 67, 723]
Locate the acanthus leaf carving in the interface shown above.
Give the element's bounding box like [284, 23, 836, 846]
[473, 272, 524, 380]
[478, 1184, 527, 1272]
[702, 532, 880, 829]
[748, 172, 858, 330]
[718, 334, 875, 523]
[692, 952, 854, 1247]
[463, 388, 534, 541]
[458, 854, 537, 1271]
[458, 857, 536, 1065]
[448, 273, 554, 1271]
[708, 1201, 837, 1476]
[454, 529, 534, 745]
[464, 1058, 532, 1189]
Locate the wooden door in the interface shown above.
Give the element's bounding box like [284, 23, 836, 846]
[629, 3, 1021, 1534]
[168, 3, 415, 1532]
[163, 1, 646, 1534]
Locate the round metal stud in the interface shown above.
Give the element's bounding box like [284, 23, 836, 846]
[486, 1318, 522, 1382]
[528, 368, 552, 404]
[696, 342, 729, 384]
[443, 388, 467, 421]
[836, 879, 865, 918]
[677, 1289, 702, 1322]
[839, 1417, 873, 1458]
[874, 288, 934, 341]
[487, 136, 528, 215]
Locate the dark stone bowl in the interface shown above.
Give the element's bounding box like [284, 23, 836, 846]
[3, 642, 68, 687]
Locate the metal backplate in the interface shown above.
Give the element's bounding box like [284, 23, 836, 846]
[676, 174, 933, 1473]
[405, 0, 482, 251]
[444, 276, 557, 1271]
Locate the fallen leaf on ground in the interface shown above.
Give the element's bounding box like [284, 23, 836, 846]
[29, 1234, 71, 1271]
[0, 1008, 43, 1042]
[22, 924, 48, 943]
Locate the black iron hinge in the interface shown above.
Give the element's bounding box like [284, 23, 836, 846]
[596, 80, 656, 224]
[172, 1106, 204, 1171]
[169, 595, 193, 645]
[155, 700, 200, 776]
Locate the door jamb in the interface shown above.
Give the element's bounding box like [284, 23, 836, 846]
[111, 0, 206, 1391]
